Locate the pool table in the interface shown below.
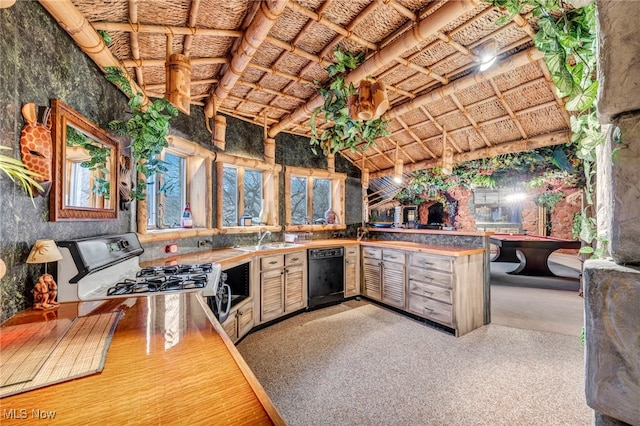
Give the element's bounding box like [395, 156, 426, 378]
[489, 233, 581, 276]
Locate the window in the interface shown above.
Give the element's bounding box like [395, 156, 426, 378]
[285, 166, 346, 230]
[147, 151, 187, 229]
[216, 154, 280, 231]
[137, 135, 213, 239]
[221, 165, 263, 226]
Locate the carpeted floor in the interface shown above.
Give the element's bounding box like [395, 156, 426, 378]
[237, 254, 591, 425]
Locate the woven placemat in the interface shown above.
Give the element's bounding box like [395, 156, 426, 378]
[0, 311, 122, 398]
[0, 318, 73, 387]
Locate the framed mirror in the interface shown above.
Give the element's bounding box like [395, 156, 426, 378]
[50, 99, 119, 221]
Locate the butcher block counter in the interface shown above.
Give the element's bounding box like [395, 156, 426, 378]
[0, 295, 285, 425]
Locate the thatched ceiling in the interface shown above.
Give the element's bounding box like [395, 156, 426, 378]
[40, 0, 571, 190]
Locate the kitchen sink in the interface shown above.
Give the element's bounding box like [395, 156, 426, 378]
[234, 243, 302, 252]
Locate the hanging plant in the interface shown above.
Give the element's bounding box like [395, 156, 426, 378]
[104, 67, 178, 200]
[534, 190, 564, 211]
[310, 47, 390, 155]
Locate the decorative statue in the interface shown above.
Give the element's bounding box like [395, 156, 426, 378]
[19, 103, 52, 197]
[32, 273, 59, 310]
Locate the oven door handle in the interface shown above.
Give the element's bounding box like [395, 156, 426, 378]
[216, 283, 232, 323]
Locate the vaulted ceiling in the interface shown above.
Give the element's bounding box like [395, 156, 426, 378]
[40, 0, 571, 192]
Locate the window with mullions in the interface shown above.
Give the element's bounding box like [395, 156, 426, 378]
[147, 151, 186, 229]
[222, 165, 263, 226]
[285, 166, 346, 229]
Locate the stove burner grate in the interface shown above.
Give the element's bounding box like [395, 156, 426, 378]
[108, 269, 209, 296]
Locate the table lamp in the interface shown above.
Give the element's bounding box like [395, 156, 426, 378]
[27, 239, 63, 310]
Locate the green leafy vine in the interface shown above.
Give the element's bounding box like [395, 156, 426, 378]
[105, 67, 178, 200]
[310, 47, 390, 155]
[489, 0, 604, 256]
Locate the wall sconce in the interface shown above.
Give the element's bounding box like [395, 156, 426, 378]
[26, 240, 63, 310]
[476, 39, 498, 72]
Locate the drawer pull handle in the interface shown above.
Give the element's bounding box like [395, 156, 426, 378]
[423, 307, 433, 312]
[269, 261, 278, 265]
[423, 290, 433, 295]
[291, 257, 299, 261]
[238, 310, 244, 316]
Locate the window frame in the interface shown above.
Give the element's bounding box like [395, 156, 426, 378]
[137, 135, 214, 241]
[215, 152, 281, 233]
[284, 165, 346, 232]
[146, 149, 187, 230]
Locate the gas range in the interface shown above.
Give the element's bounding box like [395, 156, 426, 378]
[56, 233, 221, 303]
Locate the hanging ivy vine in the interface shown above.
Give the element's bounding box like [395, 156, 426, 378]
[105, 67, 178, 201]
[310, 47, 390, 155]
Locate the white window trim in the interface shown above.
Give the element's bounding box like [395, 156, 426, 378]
[284, 165, 346, 232]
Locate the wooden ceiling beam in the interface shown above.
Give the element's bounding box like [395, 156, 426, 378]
[395, 117, 437, 158]
[127, 1, 144, 87]
[418, 106, 463, 153]
[209, 0, 288, 109]
[269, 0, 481, 137]
[90, 22, 242, 39]
[182, 0, 201, 56]
[120, 57, 228, 68]
[488, 79, 529, 140]
[38, 0, 150, 105]
[370, 130, 572, 178]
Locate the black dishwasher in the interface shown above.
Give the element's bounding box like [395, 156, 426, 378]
[308, 247, 344, 309]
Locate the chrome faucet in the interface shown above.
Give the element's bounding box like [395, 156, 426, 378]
[257, 230, 271, 247]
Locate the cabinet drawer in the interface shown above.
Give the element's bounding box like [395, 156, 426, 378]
[285, 251, 305, 265]
[409, 280, 452, 304]
[362, 247, 382, 259]
[363, 257, 381, 268]
[383, 259, 404, 272]
[409, 252, 452, 274]
[383, 249, 405, 264]
[408, 294, 453, 326]
[408, 266, 452, 288]
[261, 254, 285, 270]
[345, 246, 358, 256]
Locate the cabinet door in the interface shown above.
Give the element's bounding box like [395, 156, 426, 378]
[221, 314, 238, 342]
[344, 247, 359, 297]
[237, 300, 254, 339]
[284, 263, 305, 313]
[382, 260, 405, 308]
[261, 269, 284, 322]
[362, 258, 381, 300]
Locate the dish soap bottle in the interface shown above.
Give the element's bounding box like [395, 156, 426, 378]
[181, 202, 193, 228]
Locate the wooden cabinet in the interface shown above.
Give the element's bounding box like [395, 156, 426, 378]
[259, 250, 306, 323]
[381, 249, 405, 308]
[407, 251, 484, 336]
[362, 247, 382, 300]
[260, 254, 285, 322]
[361, 246, 405, 308]
[284, 251, 306, 313]
[221, 297, 254, 343]
[344, 246, 360, 297]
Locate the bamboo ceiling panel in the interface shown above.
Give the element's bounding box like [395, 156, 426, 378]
[45, 0, 572, 181]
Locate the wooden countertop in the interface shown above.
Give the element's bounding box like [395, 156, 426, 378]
[0, 295, 285, 425]
[359, 240, 485, 257]
[142, 238, 482, 268]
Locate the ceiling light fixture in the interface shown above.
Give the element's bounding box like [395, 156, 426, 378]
[477, 39, 498, 72]
[393, 144, 403, 184]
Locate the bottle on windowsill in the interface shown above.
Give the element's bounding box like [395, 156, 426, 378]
[181, 202, 193, 228]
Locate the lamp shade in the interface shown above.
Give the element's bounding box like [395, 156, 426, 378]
[26, 240, 63, 264]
